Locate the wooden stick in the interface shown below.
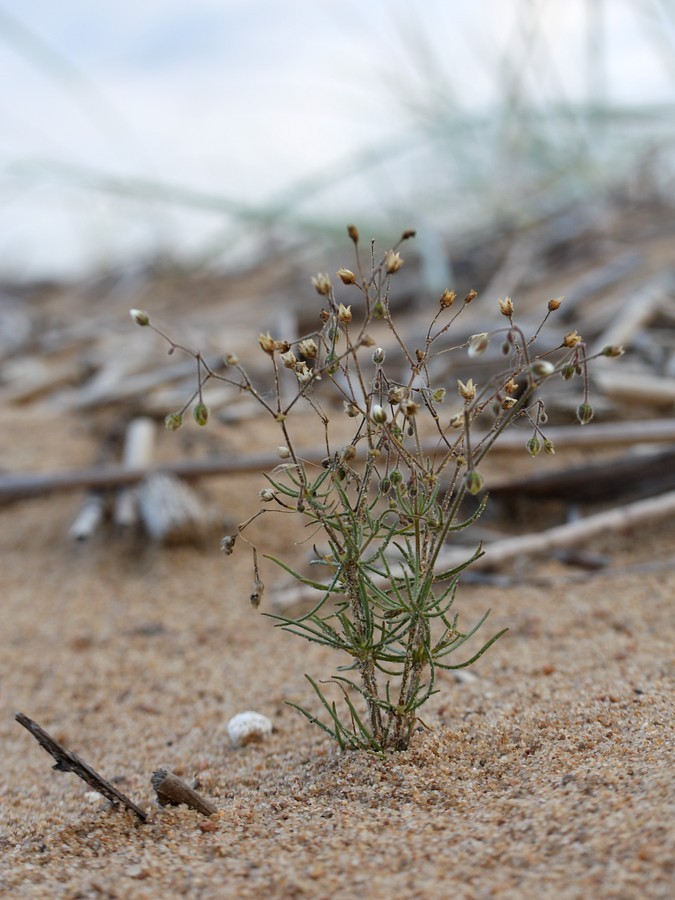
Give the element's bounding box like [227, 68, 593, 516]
[137, 472, 211, 543]
[2, 418, 675, 505]
[435, 489, 675, 572]
[489, 447, 675, 503]
[114, 417, 156, 526]
[273, 490, 675, 608]
[151, 769, 216, 817]
[15, 713, 147, 822]
[68, 493, 106, 541]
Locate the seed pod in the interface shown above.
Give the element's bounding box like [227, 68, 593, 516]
[465, 470, 485, 495]
[527, 437, 542, 457]
[577, 402, 594, 425]
[165, 411, 183, 431]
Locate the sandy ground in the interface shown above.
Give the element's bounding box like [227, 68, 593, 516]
[0, 402, 673, 900]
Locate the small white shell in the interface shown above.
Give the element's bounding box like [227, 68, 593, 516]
[227, 711, 272, 747]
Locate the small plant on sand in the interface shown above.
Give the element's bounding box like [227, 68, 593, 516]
[131, 226, 622, 753]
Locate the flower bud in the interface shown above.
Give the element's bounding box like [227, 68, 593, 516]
[360, 333, 376, 347]
[602, 345, 625, 358]
[384, 250, 403, 274]
[373, 347, 386, 365]
[165, 411, 183, 431]
[548, 297, 562, 311]
[337, 303, 352, 324]
[401, 399, 420, 417]
[465, 470, 485, 495]
[220, 534, 236, 555]
[468, 332, 489, 357]
[450, 412, 464, 428]
[563, 330, 583, 348]
[527, 437, 541, 457]
[498, 297, 514, 317]
[464, 289, 478, 303]
[388, 386, 405, 404]
[337, 268, 356, 285]
[372, 300, 386, 319]
[280, 349, 297, 368]
[311, 273, 332, 296]
[529, 360, 555, 381]
[390, 469, 403, 485]
[298, 338, 318, 359]
[457, 378, 476, 401]
[276, 446, 291, 458]
[501, 396, 517, 410]
[259, 488, 277, 502]
[561, 365, 575, 381]
[432, 388, 446, 402]
[324, 354, 339, 375]
[504, 378, 518, 395]
[577, 402, 594, 425]
[295, 361, 313, 385]
[371, 404, 388, 424]
[401, 229, 416, 240]
[224, 352, 240, 366]
[439, 289, 456, 308]
[258, 332, 276, 354]
[347, 223, 359, 243]
[129, 308, 150, 326]
[544, 440, 555, 455]
[343, 401, 360, 417]
[193, 402, 209, 426]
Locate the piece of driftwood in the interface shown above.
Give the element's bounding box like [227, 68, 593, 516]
[590, 276, 674, 354]
[272, 489, 675, 608]
[114, 417, 157, 526]
[137, 472, 212, 543]
[489, 447, 675, 503]
[151, 769, 216, 817]
[1, 418, 675, 505]
[68, 493, 106, 541]
[592, 370, 675, 406]
[435, 488, 675, 573]
[15, 713, 147, 822]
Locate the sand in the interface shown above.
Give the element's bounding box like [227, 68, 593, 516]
[0, 402, 673, 900]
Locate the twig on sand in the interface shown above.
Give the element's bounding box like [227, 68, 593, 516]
[2, 419, 675, 505]
[436, 489, 675, 573]
[15, 713, 147, 822]
[151, 769, 217, 817]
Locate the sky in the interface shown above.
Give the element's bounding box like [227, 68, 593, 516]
[1, 0, 674, 279]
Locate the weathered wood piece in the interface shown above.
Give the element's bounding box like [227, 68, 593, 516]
[151, 769, 217, 817]
[1, 418, 675, 505]
[435, 489, 675, 573]
[137, 472, 212, 543]
[114, 417, 157, 526]
[488, 447, 675, 503]
[15, 713, 147, 822]
[68, 493, 106, 541]
[272, 489, 675, 608]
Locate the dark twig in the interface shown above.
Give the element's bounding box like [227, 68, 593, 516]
[15, 713, 147, 822]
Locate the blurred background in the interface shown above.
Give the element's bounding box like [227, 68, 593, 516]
[2, 0, 675, 281]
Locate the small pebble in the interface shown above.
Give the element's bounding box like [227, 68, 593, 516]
[227, 711, 273, 747]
